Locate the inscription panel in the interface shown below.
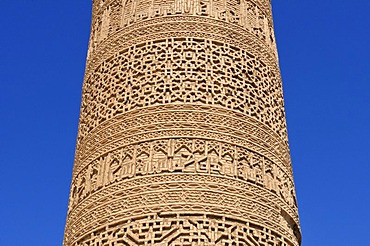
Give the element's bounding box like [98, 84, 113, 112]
[89, 0, 276, 52]
[70, 138, 297, 212]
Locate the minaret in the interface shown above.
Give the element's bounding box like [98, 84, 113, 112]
[64, 0, 301, 245]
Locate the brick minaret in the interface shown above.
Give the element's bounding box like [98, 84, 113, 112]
[64, 0, 301, 245]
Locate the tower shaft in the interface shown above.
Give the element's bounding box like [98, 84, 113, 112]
[64, 0, 301, 245]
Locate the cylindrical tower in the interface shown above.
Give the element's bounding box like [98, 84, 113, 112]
[64, 0, 301, 245]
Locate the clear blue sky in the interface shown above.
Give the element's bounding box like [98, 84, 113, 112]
[0, 1, 369, 245]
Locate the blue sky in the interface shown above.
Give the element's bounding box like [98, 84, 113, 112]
[0, 1, 369, 245]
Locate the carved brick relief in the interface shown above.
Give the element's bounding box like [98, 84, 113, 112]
[65, 175, 299, 244]
[80, 38, 287, 141]
[74, 214, 296, 246]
